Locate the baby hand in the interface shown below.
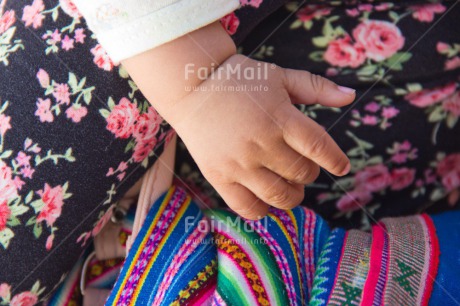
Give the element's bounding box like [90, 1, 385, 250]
[171, 54, 355, 219]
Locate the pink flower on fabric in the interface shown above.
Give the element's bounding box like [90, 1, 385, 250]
[91, 44, 115, 71]
[20, 166, 35, 179]
[382, 106, 399, 119]
[133, 107, 161, 143]
[0, 114, 11, 136]
[437, 153, 460, 192]
[0, 10, 16, 34]
[0, 201, 11, 231]
[36, 69, 50, 88]
[365, 102, 380, 113]
[324, 36, 366, 68]
[353, 20, 404, 62]
[297, 5, 332, 22]
[0, 161, 18, 202]
[336, 189, 373, 212]
[117, 161, 128, 172]
[65, 104, 88, 123]
[16, 152, 31, 168]
[445, 56, 460, 71]
[59, 0, 82, 19]
[410, 4, 446, 23]
[220, 12, 240, 35]
[35, 98, 53, 122]
[132, 138, 156, 163]
[0, 283, 11, 299]
[404, 82, 456, 108]
[22, 0, 45, 29]
[442, 91, 460, 116]
[355, 164, 391, 192]
[106, 98, 139, 139]
[362, 115, 378, 125]
[36, 183, 65, 227]
[390, 168, 416, 190]
[10, 291, 38, 306]
[61, 35, 74, 51]
[74, 28, 85, 44]
[52, 83, 71, 104]
[240, 0, 263, 8]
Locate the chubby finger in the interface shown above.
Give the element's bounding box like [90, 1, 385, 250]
[241, 167, 305, 210]
[279, 105, 350, 176]
[216, 182, 269, 220]
[261, 144, 320, 185]
[283, 68, 356, 107]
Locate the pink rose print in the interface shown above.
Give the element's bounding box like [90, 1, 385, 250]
[297, 5, 332, 22]
[59, 0, 82, 19]
[10, 291, 38, 306]
[410, 3, 446, 23]
[22, 0, 45, 29]
[91, 44, 115, 71]
[65, 104, 88, 123]
[220, 12, 240, 36]
[35, 98, 54, 123]
[336, 189, 372, 212]
[404, 82, 456, 108]
[442, 91, 460, 116]
[52, 83, 71, 105]
[436, 153, 460, 192]
[355, 164, 391, 192]
[0, 113, 11, 136]
[132, 138, 156, 163]
[36, 183, 64, 227]
[0, 201, 11, 231]
[353, 20, 404, 62]
[133, 107, 162, 143]
[0, 160, 18, 202]
[106, 98, 139, 139]
[390, 168, 416, 190]
[324, 36, 366, 68]
[0, 10, 15, 34]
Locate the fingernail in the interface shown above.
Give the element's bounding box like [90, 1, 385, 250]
[341, 163, 351, 176]
[337, 85, 356, 95]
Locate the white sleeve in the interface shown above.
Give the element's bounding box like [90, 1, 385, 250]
[73, 0, 240, 62]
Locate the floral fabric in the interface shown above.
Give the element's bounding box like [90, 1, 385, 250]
[0, 0, 173, 303]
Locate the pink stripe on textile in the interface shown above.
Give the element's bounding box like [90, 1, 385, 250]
[420, 214, 440, 306]
[361, 225, 386, 306]
[153, 219, 209, 305]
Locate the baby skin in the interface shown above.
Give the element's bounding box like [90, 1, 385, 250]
[121, 21, 355, 219]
